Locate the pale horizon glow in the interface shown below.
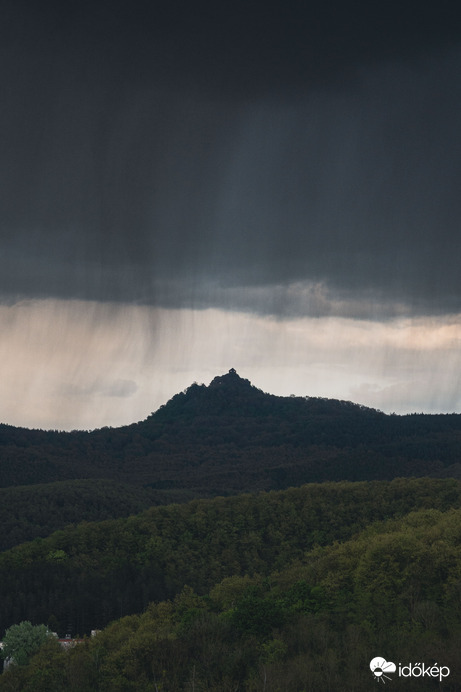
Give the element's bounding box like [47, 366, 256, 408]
[1, 299, 461, 431]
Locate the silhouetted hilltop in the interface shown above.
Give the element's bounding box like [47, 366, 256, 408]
[150, 368, 381, 421]
[151, 368, 266, 418]
[1, 369, 461, 493]
[209, 367, 253, 390]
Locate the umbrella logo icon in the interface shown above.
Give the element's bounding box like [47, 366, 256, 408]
[370, 657, 396, 683]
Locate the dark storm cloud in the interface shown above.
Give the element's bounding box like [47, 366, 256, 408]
[1, 1, 461, 317]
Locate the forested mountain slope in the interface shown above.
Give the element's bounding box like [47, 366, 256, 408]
[0, 480, 193, 552]
[2, 373, 461, 689]
[0, 477, 459, 637]
[2, 503, 461, 691]
[1, 369, 461, 494]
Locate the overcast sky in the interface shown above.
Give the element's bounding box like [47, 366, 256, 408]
[2, 1, 461, 429]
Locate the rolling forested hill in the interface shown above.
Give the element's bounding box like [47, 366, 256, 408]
[1, 369, 461, 566]
[0, 477, 459, 636]
[0, 480, 194, 552]
[1, 369, 461, 497]
[2, 479, 461, 691]
[2, 372, 461, 690]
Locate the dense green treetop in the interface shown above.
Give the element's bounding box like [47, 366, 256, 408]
[1, 621, 52, 667]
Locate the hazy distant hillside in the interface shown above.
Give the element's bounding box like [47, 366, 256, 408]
[1, 369, 461, 494]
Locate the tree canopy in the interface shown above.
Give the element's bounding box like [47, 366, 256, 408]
[2, 621, 51, 667]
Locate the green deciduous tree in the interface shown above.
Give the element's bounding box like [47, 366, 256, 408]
[2, 621, 52, 667]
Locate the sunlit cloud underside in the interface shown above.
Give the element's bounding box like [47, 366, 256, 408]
[2, 299, 461, 431]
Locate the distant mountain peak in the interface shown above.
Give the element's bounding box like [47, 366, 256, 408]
[151, 369, 265, 420]
[208, 369, 257, 392]
[210, 368, 245, 385]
